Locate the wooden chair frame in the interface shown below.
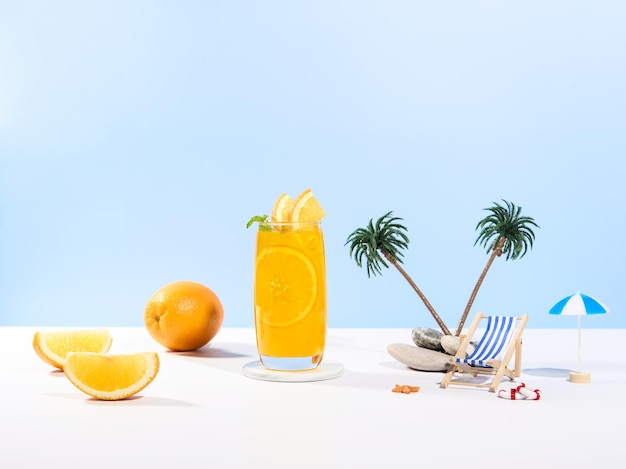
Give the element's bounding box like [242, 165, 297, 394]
[440, 312, 529, 393]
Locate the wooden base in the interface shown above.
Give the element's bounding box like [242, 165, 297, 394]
[569, 371, 591, 384]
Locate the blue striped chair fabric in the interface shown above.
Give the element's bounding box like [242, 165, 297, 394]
[441, 312, 528, 392]
[454, 315, 515, 368]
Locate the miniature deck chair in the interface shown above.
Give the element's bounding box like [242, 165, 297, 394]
[440, 312, 528, 393]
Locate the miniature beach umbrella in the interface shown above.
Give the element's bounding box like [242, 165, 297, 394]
[549, 292, 610, 383]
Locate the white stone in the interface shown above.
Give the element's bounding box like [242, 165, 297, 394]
[440, 335, 460, 355]
[387, 343, 451, 372]
[440, 335, 477, 357]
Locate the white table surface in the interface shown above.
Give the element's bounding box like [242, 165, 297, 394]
[2, 327, 624, 468]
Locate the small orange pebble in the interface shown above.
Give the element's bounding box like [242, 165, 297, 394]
[392, 384, 420, 394]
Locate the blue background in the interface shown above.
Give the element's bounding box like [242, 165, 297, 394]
[1, 1, 624, 330]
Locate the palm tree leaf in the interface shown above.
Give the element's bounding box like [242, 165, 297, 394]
[345, 211, 410, 276]
[474, 199, 539, 259]
[344, 211, 451, 335]
[379, 240, 405, 263]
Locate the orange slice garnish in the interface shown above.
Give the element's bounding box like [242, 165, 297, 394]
[271, 193, 294, 222]
[63, 351, 160, 400]
[255, 246, 318, 327]
[290, 189, 325, 222]
[33, 329, 113, 369]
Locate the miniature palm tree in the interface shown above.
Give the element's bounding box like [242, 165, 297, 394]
[454, 200, 539, 336]
[345, 211, 451, 335]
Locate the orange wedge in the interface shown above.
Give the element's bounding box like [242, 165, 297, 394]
[271, 193, 294, 222]
[255, 245, 318, 327]
[33, 329, 113, 369]
[63, 351, 160, 400]
[290, 189, 325, 222]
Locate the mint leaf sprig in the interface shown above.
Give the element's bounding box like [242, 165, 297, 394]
[246, 214, 269, 230]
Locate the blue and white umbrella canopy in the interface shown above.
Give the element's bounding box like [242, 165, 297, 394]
[549, 292, 610, 376]
[549, 292, 610, 316]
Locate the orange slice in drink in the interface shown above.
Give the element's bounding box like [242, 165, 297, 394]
[33, 329, 113, 369]
[255, 246, 318, 327]
[271, 193, 294, 222]
[290, 189, 325, 222]
[63, 351, 160, 400]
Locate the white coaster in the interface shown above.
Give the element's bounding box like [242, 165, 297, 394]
[242, 360, 344, 382]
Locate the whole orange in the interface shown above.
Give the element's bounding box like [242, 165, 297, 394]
[144, 281, 224, 351]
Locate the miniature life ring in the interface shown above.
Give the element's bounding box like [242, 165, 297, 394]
[497, 382, 541, 400]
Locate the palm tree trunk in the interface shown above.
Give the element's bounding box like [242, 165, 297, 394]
[454, 237, 505, 336]
[382, 249, 451, 335]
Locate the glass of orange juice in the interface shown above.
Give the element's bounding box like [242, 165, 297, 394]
[254, 219, 327, 371]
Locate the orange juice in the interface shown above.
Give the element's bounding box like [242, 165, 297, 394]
[254, 220, 326, 370]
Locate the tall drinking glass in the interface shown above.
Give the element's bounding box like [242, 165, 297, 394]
[254, 220, 327, 371]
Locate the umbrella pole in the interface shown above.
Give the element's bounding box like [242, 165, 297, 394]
[569, 315, 591, 383]
[577, 315, 582, 373]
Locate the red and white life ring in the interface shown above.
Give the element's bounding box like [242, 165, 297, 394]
[497, 382, 541, 400]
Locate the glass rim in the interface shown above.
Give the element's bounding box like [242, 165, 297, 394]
[258, 219, 322, 226]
